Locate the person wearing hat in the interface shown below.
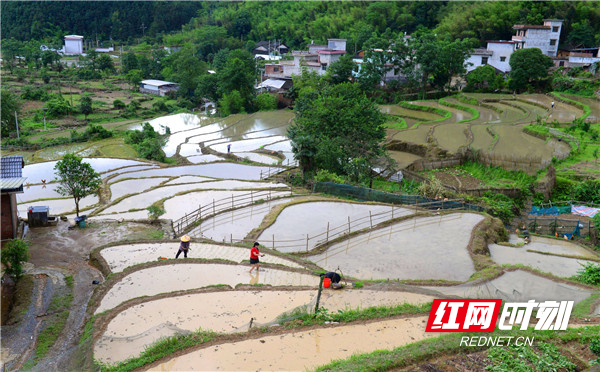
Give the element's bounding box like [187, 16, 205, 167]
[176, 235, 191, 258]
[249, 242, 265, 273]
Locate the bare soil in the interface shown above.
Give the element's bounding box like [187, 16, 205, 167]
[0, 219, 166, 371]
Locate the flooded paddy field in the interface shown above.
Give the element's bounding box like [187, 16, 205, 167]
[109, 163, 282, 182]
[94, 289, 434, 364]
[443, 97, 501, 124]
[489, 241, 598, 278]
[469, 125, 494, 150]
[22, 158, 149, 184]
[100, 242, 304, 273]
[161, 189, 290, 221]
[493, 126, 570, 160]
[232, 152, 280, 165]
[563, 94, 600, 123]
[94, 263, 319, 314]
[191, 198, 292, 241]
[19, 194, 98, 216]
[258, 202, 410, 253]
[432, 123, 469, 153]
[387, 151, 422, 169]
[109, 177, 169, 200]
[411, 101, 471, 122]
[425, 270, 596, 306]
[380, 105, 443, 121]
[390, 124, 431, 145]
[147, 316, 435, 372]
[308, 213, 482, 281]
[17, 184, 61, 203]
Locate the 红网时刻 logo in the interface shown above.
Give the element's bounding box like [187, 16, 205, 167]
[425, 299, 573, 333]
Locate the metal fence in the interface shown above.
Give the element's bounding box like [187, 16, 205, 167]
[173, 188, 292, 236]
[526, 216, 594, 238]
[198, 199, 470, 253]
[312, 182, 487, 213]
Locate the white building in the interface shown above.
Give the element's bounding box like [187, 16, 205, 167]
[139, 80, 179, 96]
[64, 35, 84, 55]
[512, 19, 563, 57]
[466, 19, 564, 74]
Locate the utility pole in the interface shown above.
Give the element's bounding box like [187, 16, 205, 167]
[14, 111, 20, 138]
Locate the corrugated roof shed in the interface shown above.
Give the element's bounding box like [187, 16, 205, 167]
[1, 156, 24, 179]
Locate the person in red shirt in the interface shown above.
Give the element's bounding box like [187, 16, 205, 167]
[249, 242, 264, 273]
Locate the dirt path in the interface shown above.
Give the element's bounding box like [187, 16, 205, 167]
[0, 219, 162, 370]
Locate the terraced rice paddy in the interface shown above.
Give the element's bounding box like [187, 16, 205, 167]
[258, 202, 410, 253]
[432, 123, 469, 152]
[380, 105, 442, 121]
[99, 242, 303, 273]
[94, 289, 434, 364]
[425, 270, 596, 305]
[147, 316, 435, 372]
[308, 213, 482, 281]
[489, 239, 597, 277]
[387, 151, 422, 169]
[94, 263, 319, 314]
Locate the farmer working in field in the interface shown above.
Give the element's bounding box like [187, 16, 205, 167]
[320, 271, 341, 284]
[249, 242, 265, 273]
[176, 235, 191, 258]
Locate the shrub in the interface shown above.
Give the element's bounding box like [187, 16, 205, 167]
[590, 337, 600, 362]
[576, 262, 600, 286]
[113, 99, 126, 109]
[314, 169, 346, 184]
[255, 93, 278, 111]
[21, 85, 53, 101]
[147, 205, 165, 221]
[1, 239, 30, 280]
[45, 98, 71, 118]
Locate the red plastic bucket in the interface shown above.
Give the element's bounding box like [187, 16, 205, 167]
[323, 278, 331, 288]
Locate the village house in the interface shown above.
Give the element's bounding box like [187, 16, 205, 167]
[139, 80, 180, 96]
[352, 49, 407, 84]
[252, 41, 289, 57]
[63, 35, 84, 55]
[1, 156, 26, 241]
[466, 19, 564, 73]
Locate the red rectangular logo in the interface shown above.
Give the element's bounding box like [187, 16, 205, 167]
[425, 299, 502, 332]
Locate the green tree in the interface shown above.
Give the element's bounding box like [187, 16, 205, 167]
[466, 65, 505, 91]
[1, 239, 29, 281]
[509, 48, 553, 92]
[96, 54, 115, 73]
[325, 54, 355, 85]
[45, 97, 71, 118]
[80, 96, 93, 119]
[126, 69, 143, 90]
[216, 49, 255, 110]
[1, 90, 22, 137]
[567, 21, 596, 48]
[147, 205, 165, 222]
[54, 154, 102, 217]
[218, 90, 245, 116]
[121, 51, 139, 74]
[288, 82, 386, 178]
[163, 47, 207, 98]
[255, 93, 277, 111]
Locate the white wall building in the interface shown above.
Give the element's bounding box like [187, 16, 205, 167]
[139, 80, 179, 96]
[512, 19, 563, 57]
[64, 35, 84, 55]
[466, 19, 564, 74]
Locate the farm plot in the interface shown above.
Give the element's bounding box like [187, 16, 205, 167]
[108, 163, 283, 182]
[191, 198, 292, 241]
[485, 102, 527, 124]
[109, 177, 169, 200]
[469, 125, 495, 151]
[22, 158, 149, 184]
[162, 189, 290, 221]
[94, 263, 319, 314]
[18, 194, 98, 216]
[432, 123, 470, 153]
[17, 184, 61, 203]
[94, 289, 434, 365]
[563, 94, 600, 122]
[387, 151, 422, 169]
[443, 97, 502, 124]
[99, 242, 304, 273]
[147, 316, 435, 372]
[307, 213, 482, 281]
[379, 105, 443, 122]
[425, 270, 596, 306]
[492, 125, 570, 161]
[209, 136, 288, 153]
[390, 123, 432, 145]
[519, 94, 583, 122]
[489, 241, 598, 278]
[411, 101, 472, 122]
[258, 202, 410, 253]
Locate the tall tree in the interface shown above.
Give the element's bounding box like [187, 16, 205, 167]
[80, 96, 93, 119]
[54, 154, 102, 217]
[509, 48, 553, 92]
[216, 49, 256, 110]
[288, 82, 386, 178]
[325, 54, 355, 85]
[0, 90, 22, 137]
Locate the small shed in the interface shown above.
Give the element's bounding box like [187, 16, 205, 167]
[64, 35, 84, 55]
[139, 80, 180, 96]
[1, 156, 26, 240]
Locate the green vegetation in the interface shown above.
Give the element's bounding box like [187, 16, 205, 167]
[438, 97, 479, 122]
[509, 48, 554, 92]
[486, 341, 576, 371]
[575, 262, 600, 286]
[454, 161, 535, 190]
[147, 205, 166, 221]
[125, 122, 166, 162]
[54, 154, 102, 217]
[1, 239, 30, 281]
[396, 101, 450, 126]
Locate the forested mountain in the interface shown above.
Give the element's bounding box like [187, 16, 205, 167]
[2, 1, 599, 50]
[0, 2, 203, 44]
